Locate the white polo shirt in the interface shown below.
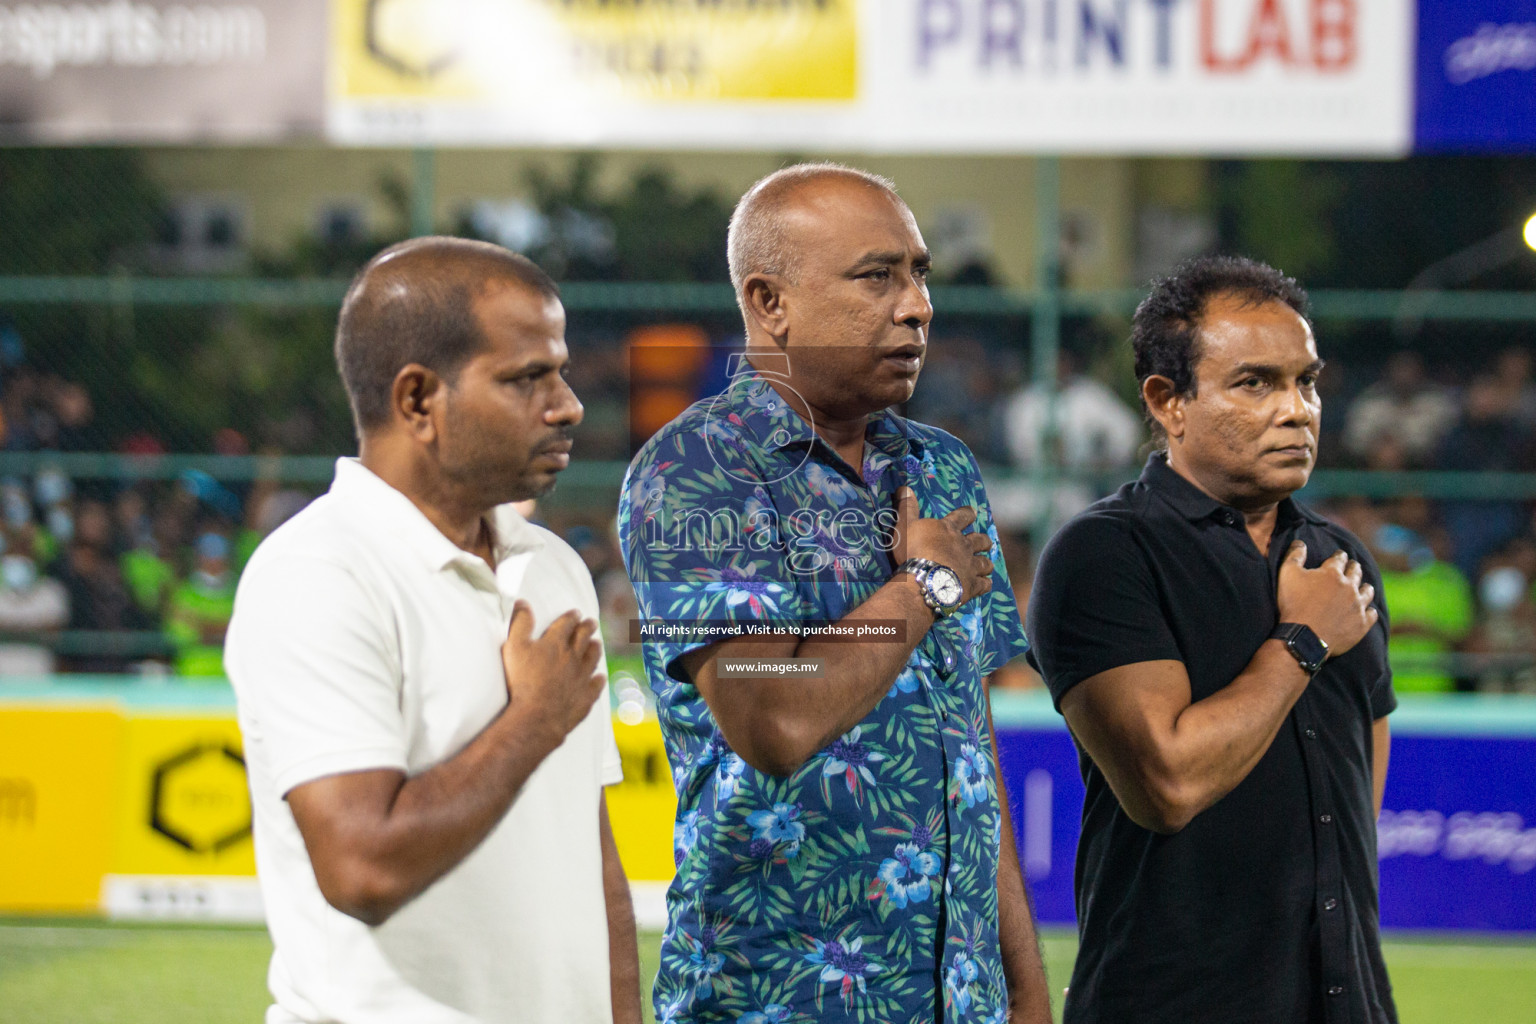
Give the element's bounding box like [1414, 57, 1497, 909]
[226, 459, 622, 1024]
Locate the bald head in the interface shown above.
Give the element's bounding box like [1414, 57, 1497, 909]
[727, 163, 902, 325]
[335, 236, 559, 436]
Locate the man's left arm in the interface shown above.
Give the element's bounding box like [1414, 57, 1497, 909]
[1372, 716, 1391, 819]
[987, 686, 1053, 1024]
[600, 792, 642, 1024]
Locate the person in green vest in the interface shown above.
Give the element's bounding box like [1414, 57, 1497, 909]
[165, 530, 237, 677]
[121, 505, 188, 630]
[1371, 522, 1475, 692]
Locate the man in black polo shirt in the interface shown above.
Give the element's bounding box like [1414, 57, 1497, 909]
[1027, 255, 1396, 1024]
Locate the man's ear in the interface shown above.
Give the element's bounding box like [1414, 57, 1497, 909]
[741, 273, 790, 342]
[391, 363, 444, 443]
[1142, 375, 1188, 443]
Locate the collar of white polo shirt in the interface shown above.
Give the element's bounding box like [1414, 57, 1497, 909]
[329, 458, 546, 575]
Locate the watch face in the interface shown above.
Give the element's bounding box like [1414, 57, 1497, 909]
[931, 566, 964, 607]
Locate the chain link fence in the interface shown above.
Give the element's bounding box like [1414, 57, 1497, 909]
[2, 146, 1535, 690]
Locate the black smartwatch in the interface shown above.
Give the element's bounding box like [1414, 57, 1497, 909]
[1271, 622, 1329, 676]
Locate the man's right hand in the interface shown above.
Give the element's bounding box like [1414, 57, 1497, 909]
[894, 487, 994, 603]
[1276, 542, 1378, 657]
[500, 602, 605, 743]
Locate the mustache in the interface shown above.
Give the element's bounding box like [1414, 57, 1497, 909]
[534, 430, 574, 453]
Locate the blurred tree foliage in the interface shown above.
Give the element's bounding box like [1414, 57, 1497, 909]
[0, 149, 163, 274]
[1216, 160, 1343, 282]
[0, 148, 226, 451]
[481, 153, 732, 282]
[234, 168, 419, 454]
[1217, 157, 1536, 291]
[0, 149, 383, 454]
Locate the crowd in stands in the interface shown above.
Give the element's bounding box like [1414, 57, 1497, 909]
[0, 452, 312, 678]
[970, 341, 1536, 695]
[5, 334, 1536, 695]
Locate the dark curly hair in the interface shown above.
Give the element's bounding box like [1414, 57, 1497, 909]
[1131, 255, 1311, 440]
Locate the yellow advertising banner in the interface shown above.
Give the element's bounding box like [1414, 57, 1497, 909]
[0, 707, 122, 912]
[333, 0, 857, 104]
[0, 695, 675, 920]
[604, 714, 678, 883]
[111, 713, 255, 877]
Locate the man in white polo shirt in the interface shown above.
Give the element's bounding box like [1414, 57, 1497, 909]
[225, 237, 641, 1024]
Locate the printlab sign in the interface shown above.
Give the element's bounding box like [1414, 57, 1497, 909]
[894, 0, 1413, 153]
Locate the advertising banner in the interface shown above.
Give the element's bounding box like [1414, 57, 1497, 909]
[0, 0, 326, 142]
[330, 0, 1415, 155]
[1415, 0, 1536, 152]
[1376, 734, 1536, 931]
[3, 687, 1531, 932]
[14, 2, 1536, 154]
[0, 706, 120, 912]
[994, 698, 1536, 932]
[606, 713, 681, 884]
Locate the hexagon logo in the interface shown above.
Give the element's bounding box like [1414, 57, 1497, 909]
[149, 743, 251, 854]
[366, 0, 462, 79]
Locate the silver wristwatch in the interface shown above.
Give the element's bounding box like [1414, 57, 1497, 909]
[895, 557, 965, 618]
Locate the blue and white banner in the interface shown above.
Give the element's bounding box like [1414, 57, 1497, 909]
[1415, 0, 1536, 152]
[995, 694, 1536, 933]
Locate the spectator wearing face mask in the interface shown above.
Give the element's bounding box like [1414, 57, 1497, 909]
[58, 499, 149, 673]
[31, 467, 74, 568]
[165, 531, 237, 677]
[1465, 542, 1536, 694]
[113, 487, 153, 552]
[1436, 374, 1536, 580]
[122, 506, 187, 629]
[1367, 521, 1474, 693]
[0, 477, 42, 564]
[0, 542, 69, 677]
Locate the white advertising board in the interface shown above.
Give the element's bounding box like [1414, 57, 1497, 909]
[0, 0, 326, 142]
[330, 0, 1415, 155]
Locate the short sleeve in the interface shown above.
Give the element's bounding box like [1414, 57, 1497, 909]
[1352, 542, 1397, 720]
[619, 429, 818, 684]
[1025, 513, 1184, 709]
[952, 450, 1030, 676]
[225, 554, 407, 797]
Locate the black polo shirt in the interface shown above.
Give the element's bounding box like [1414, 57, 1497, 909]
[1026, 452, 1397, 1024]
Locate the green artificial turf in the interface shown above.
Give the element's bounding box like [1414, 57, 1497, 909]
[0, 919, 1532, 1023]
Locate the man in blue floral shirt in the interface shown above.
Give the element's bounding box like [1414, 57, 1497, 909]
[618, 165, 1052, 1024]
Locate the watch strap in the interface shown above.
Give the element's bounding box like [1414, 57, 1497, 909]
[894, 557, 960, 618]
[1270, 622, 1329, 675]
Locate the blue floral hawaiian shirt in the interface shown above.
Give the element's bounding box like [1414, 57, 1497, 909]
[618, 371, 1030, 1024]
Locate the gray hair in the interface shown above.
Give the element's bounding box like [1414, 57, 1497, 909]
[726, 163, 900, 327]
